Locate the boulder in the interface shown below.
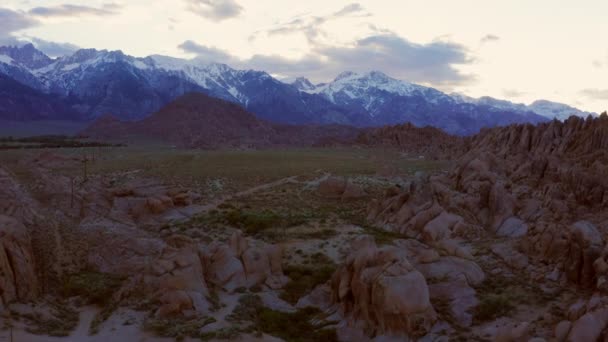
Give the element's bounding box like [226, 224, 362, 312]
[204, 243, 246, 292]
[554, 320, 571, 341]
[154, 245, 210, 317]
[567, 308, 608, 341]
[428, 277, 478, 327]
[416, 256, 485, 286]
[496, 217, 528, 238]
[565, 221, 603, 287]
[330, 240, 437, 338]
[317, 177, 347, 199]
[79, 219, 165, 275]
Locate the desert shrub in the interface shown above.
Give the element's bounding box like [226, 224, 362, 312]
[281, 263, 336, 304]
[22, 302, 79, 337]
[226, 209, 282, 234]
[474, 293, 516, 322]
[293, 228, 337, 240]
[360, 225, 405, 245]
[226, 294, 263, 323]
[88, 303, 118, 335]
[472, 275, 548, 323]
[144, 316, 216, 340]
[62, 271, 125, 306]
[226, 294, 336, 342]
[256, 306, 337, 342]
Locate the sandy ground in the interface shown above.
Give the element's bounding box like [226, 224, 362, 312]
[1, 305, 283, 342]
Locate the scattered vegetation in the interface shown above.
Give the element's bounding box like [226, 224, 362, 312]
[473, 275, 552, 323]
[361, 225, 405, 245]
[62, 271, 125, 306]
[144, 316, 216, 340]
[281, 254, 337, 304]
[430, 296, 457, 326]
[89, 303, 118, 335]
[256, 306, 337, 342]
[474, 293, 516, 322]
[21, 302, 79, 337]
[224, 208, 308, 235]
[79, 147, 447, 196]
[227, 294, 337, 342]
[0, 135, 123, 150]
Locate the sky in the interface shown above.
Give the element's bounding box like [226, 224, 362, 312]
[1, 0, 607, 113]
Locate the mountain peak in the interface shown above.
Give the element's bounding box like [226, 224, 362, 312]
[0, 43, 53, 70]
[528, 99, 597, 120]
[366, 70, 390, 80]
[334, 71, 358, 82]
[291, 77, 316, 91]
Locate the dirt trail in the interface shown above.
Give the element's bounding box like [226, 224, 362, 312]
[191, 174, 316, 215]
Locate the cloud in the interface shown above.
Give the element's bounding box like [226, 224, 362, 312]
[28, 3, 122, 18]
[334, 3, 367, 17]
[593, 55, 608, 68]
[580, 88, 608, 100]
[178, 40, 236, 63]
[28, 37, 79, 57]
[185, 0, 243, 21]
[265, 16, 327, 43]
[180, 33, 474, 87]
[502, 89, 526, 98]
[313, 35, 474, 86]
[480, 34, 500, 44]
[253, 3, 370, 44]
[244, 54, 325, 75]
[0, 8, 38, 37]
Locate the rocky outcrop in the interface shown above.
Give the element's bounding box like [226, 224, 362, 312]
[565, 221, 603, 288]
[355, 122, 464, 159]
[330, 237, 437, 338]
[0, 215, 38, 305]
[148, 231, 287, 318]
[368, 115, 608, 295]
[0, 168, 39, 225]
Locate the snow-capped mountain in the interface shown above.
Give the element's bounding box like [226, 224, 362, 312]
[0, 43, 591, 134]
[286, 71, 549, 133]
[291, 77, 317, 92]
[528, 100, 596, 121]
[0, 44, 53, 70]
[296, 71, 453, 115]
[451, 94, 596, 120]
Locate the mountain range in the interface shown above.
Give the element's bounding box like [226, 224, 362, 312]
[82, 92, 362, 148]
[0, 43, 596, 135]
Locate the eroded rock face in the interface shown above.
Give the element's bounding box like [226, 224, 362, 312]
[78, 219, 166, 275]
[0, 168, 39, 225]
[368, 116, 608, 295]
[148, 231, 287, 318]
[0, 215, 38, 305]
[151, 243, 210, 318]
[330, 238, 437, 338]
[565, 221, 603, 288]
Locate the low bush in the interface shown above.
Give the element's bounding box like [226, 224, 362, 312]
[62, 271, 125, 306]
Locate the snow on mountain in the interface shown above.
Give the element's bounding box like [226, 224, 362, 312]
[0, 43, 593, 133]
[528, 100, 596, 121]
[290, 77, 316, 92]
[0, 55, 14, 65]
[450, 94, 596, 120]
[296, 70, 454, 116]
[0, 44, 53, 70]
[305, 71, 423, 98]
